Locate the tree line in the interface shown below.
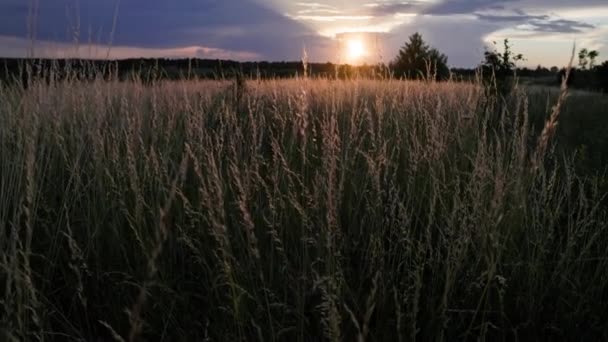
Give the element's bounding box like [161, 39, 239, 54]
[1, 33, 607, 92]
[389, 33, 608, 92]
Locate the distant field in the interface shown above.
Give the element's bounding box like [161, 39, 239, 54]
[1, 76, 608, 341]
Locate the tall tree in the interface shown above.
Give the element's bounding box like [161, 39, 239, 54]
[391, 32, 449, 80]
[588, 50, 599, 69]
[578, 48, 589, 70]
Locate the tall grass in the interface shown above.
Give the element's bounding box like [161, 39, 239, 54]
[1, 70, 607, 341]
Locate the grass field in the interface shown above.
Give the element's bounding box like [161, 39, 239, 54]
[1, 74, 608, 341]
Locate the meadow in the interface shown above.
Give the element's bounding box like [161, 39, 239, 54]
[1, 72, 608, 341]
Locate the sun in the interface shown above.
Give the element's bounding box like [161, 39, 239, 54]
[345, 38, 366, 61]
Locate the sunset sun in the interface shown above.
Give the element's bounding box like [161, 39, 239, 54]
[345, 38, 366, 61]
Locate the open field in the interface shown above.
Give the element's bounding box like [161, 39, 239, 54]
[1, 75, 608, 341]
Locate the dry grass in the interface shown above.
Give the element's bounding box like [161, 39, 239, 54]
[1, 71, 607, 341]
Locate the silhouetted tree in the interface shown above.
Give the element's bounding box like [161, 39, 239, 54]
[579, 48, 590, 70]
[578, 48, 599, 70]
[588, 50, 599, 69]
[481, 39, 524, 79]
[535, 65, 550, 74]
[481, 39, 524, 95]
[391, 32, 449, 80]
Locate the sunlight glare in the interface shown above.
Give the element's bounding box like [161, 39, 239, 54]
[346, 38, 366, 61]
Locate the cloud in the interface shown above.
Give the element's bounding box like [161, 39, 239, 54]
[473, 8, 596, 33]
[291, 15, 375, 22]
[475, 13, 549, 23]
[425, 0, 517, 15]
[295, 2, 338, 10]
[0, 0, 606, 67]
[526, 18, 596, 33]
[363, 2, 424, 16]
[0, 0, 333, 61]
[282, 1, 425, 37]
[0, 35, 261, 60]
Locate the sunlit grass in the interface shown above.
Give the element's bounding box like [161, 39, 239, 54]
[1, 70, 607, 341]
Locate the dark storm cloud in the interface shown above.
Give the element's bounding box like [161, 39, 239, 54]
[0, 0, 332, 60]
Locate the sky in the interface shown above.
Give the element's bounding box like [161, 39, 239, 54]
[0, 0, 606, 67]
